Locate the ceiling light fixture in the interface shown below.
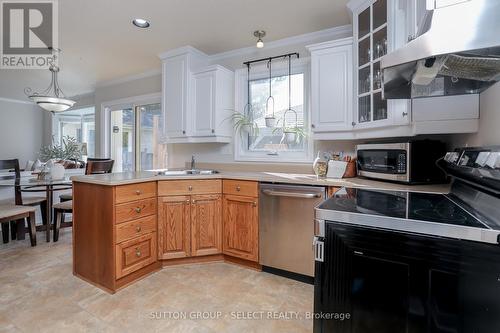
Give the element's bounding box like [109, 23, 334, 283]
[25, 48, 75, 113]
[132, 18, 150, 28]
[254, 30, 266, 49]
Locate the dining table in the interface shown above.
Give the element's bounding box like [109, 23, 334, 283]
[0, 169, 83, 242]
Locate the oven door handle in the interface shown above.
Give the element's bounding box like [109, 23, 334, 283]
[262, 189, 322, 199]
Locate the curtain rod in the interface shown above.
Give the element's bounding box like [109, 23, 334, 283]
[243, 52, 299, 66]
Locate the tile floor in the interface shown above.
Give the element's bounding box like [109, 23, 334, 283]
[0, 229, 313, 332]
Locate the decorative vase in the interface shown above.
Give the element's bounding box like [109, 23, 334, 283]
[50, 163, 65, 180]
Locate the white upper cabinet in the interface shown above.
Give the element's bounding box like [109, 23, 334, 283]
[159, 47, 233, 143]
[348, 0, 411, 130]
[192, 65, 233, 140]
[308, 38, 353, 134]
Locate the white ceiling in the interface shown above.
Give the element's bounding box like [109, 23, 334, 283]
[0, 0, 350, 100]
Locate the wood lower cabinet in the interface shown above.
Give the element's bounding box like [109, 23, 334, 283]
[191, 194, 222, 257]
[73, 181, 159, 294]
[157, 180, 223, 261]
[222, 194, 258, 262]
[158, 196, 191, 260]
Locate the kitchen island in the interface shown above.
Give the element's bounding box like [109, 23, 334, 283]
[71, 171, 450, 293]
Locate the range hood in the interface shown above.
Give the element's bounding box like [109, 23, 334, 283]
[381, 0, 500, 99]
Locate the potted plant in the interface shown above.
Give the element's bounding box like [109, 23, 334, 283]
[39, 135, 82, 163]
[273, 125, 307, 144]
[225, 109, 260, 138]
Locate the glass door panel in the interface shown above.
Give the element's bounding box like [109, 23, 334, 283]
[373, 27, 388, 60]
[358, 7, 371, 38]
[359, 96, 371, 123]
[138, 103, 165, 171]
[110, 108, 135, 172]
[373, 92, 387, 121]
[358, 37, 371, 67]
[372, 0, 387, 30]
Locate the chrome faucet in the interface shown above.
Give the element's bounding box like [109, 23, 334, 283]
[191, 155, 196, 170]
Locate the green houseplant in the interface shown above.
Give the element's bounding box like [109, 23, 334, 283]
[39, 135, 82, 162]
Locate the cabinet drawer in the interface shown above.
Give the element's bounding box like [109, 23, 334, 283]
[116, 232, 157, 279]
[115, 182, 156, 204]
[223, 180, 258, 197]
[115, 215, 157, 243]
[115, 198, 156, 224]
[158, 179, 221, 196]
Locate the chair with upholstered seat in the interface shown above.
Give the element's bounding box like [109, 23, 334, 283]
[52, 200, 73, 242]
[59, 158, 114, 202]
[0, 159, 46, 242]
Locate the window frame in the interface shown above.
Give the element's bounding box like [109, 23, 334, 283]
[234, 58, 313, 163]
[51, 106, 96, 157]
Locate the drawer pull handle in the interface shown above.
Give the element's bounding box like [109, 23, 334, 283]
[236, 186, 241, 192]
[135, 248, 142, 257]
[188, 185, 193, 191]
[135, 190, 142, 195]
[135, 207, 142, 213]
[252, 201, 257, 207]
[136, 226, 142, 232]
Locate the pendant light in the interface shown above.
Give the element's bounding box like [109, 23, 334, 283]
[25, 48, 76, 113]
[254, 30, 265, 49]
[264, 59, 276, 127]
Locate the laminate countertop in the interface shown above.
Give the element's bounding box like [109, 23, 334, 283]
[71, 171, 451, 194]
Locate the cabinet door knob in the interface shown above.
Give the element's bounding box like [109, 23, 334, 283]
[182, 130, 186, 135]
[236, 186, 241, 192]
[211, 129, 215, 134]
[352, 122, 356, 127]
[188, 185, 193, 191]
[135, 207, 142, 213]
[135, 190, 141, 195]
[402, 112, 408, 117]
[185, 199, 190, 205]
[252, 201, 257, 207]
[135, 248, 142, 257]
[136, 226, 142, 232]
[192, 199, 196, 204]
[311, 124, 315, 128]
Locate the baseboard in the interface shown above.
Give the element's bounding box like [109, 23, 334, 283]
[262, 266, 314, 285]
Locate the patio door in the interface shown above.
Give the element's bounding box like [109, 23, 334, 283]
[110, 102, 165, 172]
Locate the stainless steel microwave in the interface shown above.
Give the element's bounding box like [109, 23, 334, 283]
[356, 141, 447, 184]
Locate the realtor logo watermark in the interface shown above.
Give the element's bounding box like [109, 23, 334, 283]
[1, 0, 58, 69]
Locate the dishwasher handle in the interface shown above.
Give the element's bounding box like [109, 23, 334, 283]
[262, 189, 323, 199]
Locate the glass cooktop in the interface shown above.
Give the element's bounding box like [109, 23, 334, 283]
[318, 188, 491, 229]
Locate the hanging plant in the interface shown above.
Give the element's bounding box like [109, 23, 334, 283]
[225, 63, 260, 137]
[264, 59, 276, 128]
[273, 55, 307, 145]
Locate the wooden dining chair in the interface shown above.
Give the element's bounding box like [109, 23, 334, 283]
[53, 158, 114, 241]
[59, 158, 114, 202]
[0, 159, 37, 246]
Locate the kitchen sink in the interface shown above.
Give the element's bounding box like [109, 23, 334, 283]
[155, 169, 219, 176]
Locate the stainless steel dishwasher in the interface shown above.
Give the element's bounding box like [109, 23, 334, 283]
[259, 183, 326, 278]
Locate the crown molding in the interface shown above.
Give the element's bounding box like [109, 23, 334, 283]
[209, 24, 352, 62]
[95, 68, 162, 89]
[0, 97, 32, 105]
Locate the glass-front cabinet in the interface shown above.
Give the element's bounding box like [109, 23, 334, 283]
[349, 0, 411, 129]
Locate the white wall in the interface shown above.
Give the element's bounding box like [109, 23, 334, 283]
[0, 99, 44, 166]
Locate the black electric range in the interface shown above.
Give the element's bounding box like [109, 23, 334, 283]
[313, 146, 500, 333]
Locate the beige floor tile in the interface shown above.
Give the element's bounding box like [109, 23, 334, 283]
[0, 230, 314, 332]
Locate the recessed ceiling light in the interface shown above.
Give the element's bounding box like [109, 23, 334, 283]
[132, 18, 150, 28]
